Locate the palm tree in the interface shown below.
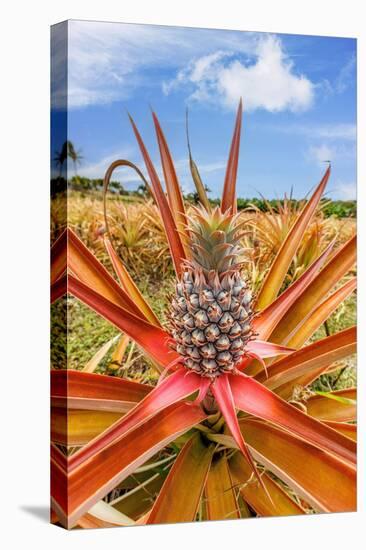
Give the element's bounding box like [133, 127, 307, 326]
[53, 141, 68, 178]
[53, 141, 83, 178]
[66, 141, 83, 176]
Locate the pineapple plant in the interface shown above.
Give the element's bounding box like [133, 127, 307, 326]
[51, 101, 356, 528]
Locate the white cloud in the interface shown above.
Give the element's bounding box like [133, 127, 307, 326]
[266, 122, 356, 141]
[306, 142, 356, 166]
[77, 148, 135, 180]
[61, 21, 257, 109]
[317, 54, 356, 98]
[335, 54, 356, 94]
[55, 22, 314, 112]
[164, 35, 314, 112]
[309, 123, 356, 141]
[307, 143, 335, 164]
[332, 181, 356, 200]
[78, 147, 226, 193]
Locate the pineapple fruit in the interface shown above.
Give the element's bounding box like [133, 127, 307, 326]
[170, 206, 254, 378]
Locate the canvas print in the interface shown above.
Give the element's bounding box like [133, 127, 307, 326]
[50, 20, 357, 529]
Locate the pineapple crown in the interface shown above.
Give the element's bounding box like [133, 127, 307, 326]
[185, 205, 248, 276]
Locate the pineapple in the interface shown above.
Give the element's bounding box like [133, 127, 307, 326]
[170, 205, 254, 378]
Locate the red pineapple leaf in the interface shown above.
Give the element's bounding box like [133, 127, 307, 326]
[246, 340, 295, 359]
[238, 419, 356, 513]
[229, 373, 356, 466]
[129, 114, 186, 276]
[253, 239, 335, 341]
[285, 277, 356, 349]
[68, 228, 146, 321]
[152, 111, 190, 257]
[52, 402, 207, 528]
[68, 368, 202, 472]
[229, 452, 305, 517]
[147, 433, 215, 524]
[269, 234, 356, 345]
[255, 326, 356, 391]
[104, 236, 162, 328]
[68, 273, 177, 370]
[51, 272, 67, 304]
[221, 99, 242, 214]
[256, 165, 331, 310]
[51, 369, 152, 412]
[51, 229, 67, 284]
[211, 374, 271, 501]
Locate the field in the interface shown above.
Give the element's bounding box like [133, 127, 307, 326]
[51, 191, 356, 392]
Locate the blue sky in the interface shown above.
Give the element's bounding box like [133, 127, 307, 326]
[59, 20, 356, 200]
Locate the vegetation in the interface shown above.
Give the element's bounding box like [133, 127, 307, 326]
[51, 103, 356, 529]
[53, 175, 357, 218]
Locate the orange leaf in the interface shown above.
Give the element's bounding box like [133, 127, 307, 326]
[324, 421, 356, 441]
[239, 419, 356, 512]
[51, 370, 153, 446]
[104, 236, 161, 327]
[306, 388, 356, 422]
[111, 333, 130, 364]
[255, 326, 356, 391]
[205, 456, 240, 521]
[51, 369, 152, 412]
[112, 474, 165, 520]
[50, 443, 68, 526]
[55, 402, 207, 528]
[253, 240, 335, 341]
[229, 452, 305, 517]
[152, 111, 190, 259]
[269, 234, 356, 345]
[52, 408, 123, 446]
[129, 115, 186, 276]
[222, 99, 242, 214]
[230, 373, 356, 465]
[68, 273, 177, 370]
[67, 228, 146, 320]
[51, 229, 67, 284]
[286, 278, 356, 348]
[68, 369, 201, 473]
[147, 433, 215, 524]
[256, 166, 331, 309]
[51, 272, 67, 303]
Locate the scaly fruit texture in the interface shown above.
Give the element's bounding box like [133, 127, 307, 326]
[170, 206, 254, 378]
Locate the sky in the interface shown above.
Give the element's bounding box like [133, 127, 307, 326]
[55, 20, 356, 200]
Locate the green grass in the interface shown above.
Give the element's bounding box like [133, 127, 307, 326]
[310, 293, 356, 392]
[55, 275, 175, 379]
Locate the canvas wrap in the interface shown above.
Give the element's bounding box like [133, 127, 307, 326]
[50, 20, 357, 529]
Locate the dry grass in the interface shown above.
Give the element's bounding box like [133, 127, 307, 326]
[53, 192, 356, 283]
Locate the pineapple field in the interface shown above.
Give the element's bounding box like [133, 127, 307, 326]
[51, 102, 357, 528]
[52, 191, 356, 388]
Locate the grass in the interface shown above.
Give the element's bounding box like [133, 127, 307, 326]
[310, 293, 357, 392]
[52, 275, 175, 382]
